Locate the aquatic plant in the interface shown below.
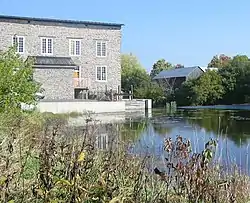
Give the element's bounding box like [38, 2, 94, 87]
[154, 136, 250, 202]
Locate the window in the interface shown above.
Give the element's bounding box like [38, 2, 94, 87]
[41, 38, 53, 55]
[96, 66, 107, 81]
[12, 36, 24, 53]
[96, 41, 106, 57]
[69, 39, 81, 56]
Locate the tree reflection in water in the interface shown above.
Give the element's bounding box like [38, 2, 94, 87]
[181, 109, 250, 146]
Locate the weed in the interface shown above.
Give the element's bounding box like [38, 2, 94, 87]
[0, 113, 249, 202]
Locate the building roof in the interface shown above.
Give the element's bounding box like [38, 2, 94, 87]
[0, 15, 124, 29]
[153, 66, 203, 80]
[28, 56, 77, 68]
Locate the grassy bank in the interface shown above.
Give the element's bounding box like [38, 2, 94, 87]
[0, 112, 250, 203]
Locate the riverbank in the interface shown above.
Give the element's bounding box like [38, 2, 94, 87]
[0, 111, 250, 202]
[178, 104, 250, 110]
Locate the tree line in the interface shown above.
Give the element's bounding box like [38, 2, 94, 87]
[121, 53, 250, 107]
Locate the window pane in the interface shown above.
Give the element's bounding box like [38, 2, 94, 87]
[76, 41, 80, 55]
[13, 37, 18, 52]
[102, 42, 106, 56]
[97, 67, 102, 80]
[42, 39, 47, 54]
[70, 40, 75, 55]
[47, 39, 52, 53]
[18, 37, 24, 53]
[101, 67, 106, 80]
[96, 42, 101, 56]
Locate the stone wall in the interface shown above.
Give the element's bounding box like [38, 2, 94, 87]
[0, 18, 122, 99]
[33, 67, 75, 99]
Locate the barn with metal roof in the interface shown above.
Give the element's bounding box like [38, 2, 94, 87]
[153, 66, 205, 89]
[153, 66, 204, 80]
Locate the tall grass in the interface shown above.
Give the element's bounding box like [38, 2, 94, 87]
[0, 112, 249, 202]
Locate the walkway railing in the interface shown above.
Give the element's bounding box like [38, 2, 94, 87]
[73, 78, 89, 88]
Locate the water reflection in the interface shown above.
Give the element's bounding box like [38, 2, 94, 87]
[152, 124, 172, 136]
[71, 108, 250, 171]
[181, 109, 250, 146]
[132, 109, 250, 172]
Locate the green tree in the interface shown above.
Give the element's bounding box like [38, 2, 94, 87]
[231, 55, 250, 67]
[174, 80, 196, 106]
[135, 82, 166, 106]
[231, 64, 250, 103]
[175, 71, 225, 106]
[0, 48, 40, 112]
[208, 54, 232, 68]
[218, 66, 239, 104]
[193, 70, 225, 105]
[150, 59, 173, 79]
[218, 56, 250, 104]
[121, 54, 167, 106]
[121, 53, 150, 93]
[175, 54, 250, 106]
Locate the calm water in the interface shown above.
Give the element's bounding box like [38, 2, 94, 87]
[119, 108, 250, 172]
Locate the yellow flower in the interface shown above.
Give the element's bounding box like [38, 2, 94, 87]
[78, 151, 85, 162]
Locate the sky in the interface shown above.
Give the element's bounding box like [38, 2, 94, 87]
[1, 0, 250, 71]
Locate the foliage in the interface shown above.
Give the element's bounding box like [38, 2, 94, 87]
[0, 113, 250, 202]
[135, 82, 167, 106]
[208, 54, 232, 68]
[0, 113, 166, 203]
[121, 54, 168, 106]
[231, 55, 250, 67]
[218, 60, 250, 104]
[150, 59, 173, 79]
[174, 80, 196, 106]
[174, 64, 184, 69]
[0, 47, 40, 113]
[121, 52, 250, 107]
[154, 136, 250, 203]
[174, 54, 250, 106]
[121, 53, 150, 93]
[192, 70, 225, 105]
[175, 70, 224, 106]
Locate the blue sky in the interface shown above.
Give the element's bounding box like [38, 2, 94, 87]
[1, 0, 250, 71]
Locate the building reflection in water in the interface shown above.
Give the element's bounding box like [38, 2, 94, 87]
[96, 133, 108, 150]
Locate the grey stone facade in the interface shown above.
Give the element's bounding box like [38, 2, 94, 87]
[34, 67, 74, 100]
[0, 15, 123, 100]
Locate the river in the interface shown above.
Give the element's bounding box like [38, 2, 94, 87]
[131, 108, 250, 172]
[69, 106, 250, 173]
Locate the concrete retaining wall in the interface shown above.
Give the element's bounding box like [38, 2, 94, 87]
[124, 99, 152, 111]
[37, 100, 126, 114]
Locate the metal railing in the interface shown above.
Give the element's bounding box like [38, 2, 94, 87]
[73, 78, 89, 88]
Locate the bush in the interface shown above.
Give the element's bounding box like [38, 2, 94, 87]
[0, 113, 249, 202]
[0, 48, 40, 113]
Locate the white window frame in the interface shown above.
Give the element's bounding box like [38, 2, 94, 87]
[12, 35, 25, 54]
[40, 37, 53, 55]
[96, 66, 107, 82]
[69, 39, 81, 56]
[96, 41, 107, 57]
